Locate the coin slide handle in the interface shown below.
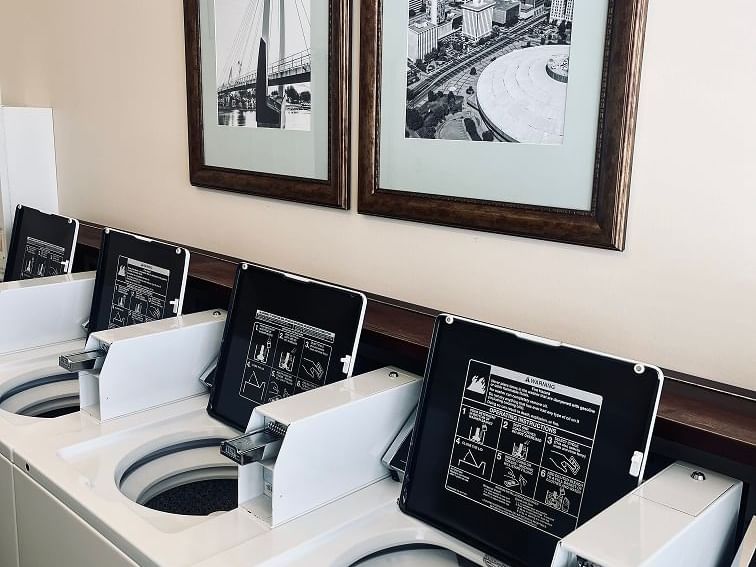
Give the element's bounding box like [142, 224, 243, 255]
[59, 349, 107, 372]
[221, 428, 284, 466]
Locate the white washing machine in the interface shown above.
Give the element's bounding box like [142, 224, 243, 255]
[10, 263, 421, 567]
[9, 395, 217, 567]
[0, 227, 191, 429]
[0, 227, 192, 454]
[0, 275, 92, 565]
[0, 205, 93, 371]
[0, 309, 226, 567]
[13, 365, 420, 567]
[194, 315, 741, 567]
[0, 227, 193, 567]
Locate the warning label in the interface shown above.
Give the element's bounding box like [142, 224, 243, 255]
[445, 360, 603, 539]
[239, 310, 335, 404]
[108, 256, 171, 328]
[21, 237, 66, 279]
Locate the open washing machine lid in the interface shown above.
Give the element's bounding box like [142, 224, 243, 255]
[86, 229, 191, 333]
[207, 263, 367, 432]
[3, 205, 79, 282]
[398, 315, 663, 567]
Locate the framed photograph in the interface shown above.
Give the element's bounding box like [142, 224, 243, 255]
[358, 0, 649, 249]
[184, 0, 351, 208]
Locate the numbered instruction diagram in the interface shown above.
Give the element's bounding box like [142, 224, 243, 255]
[445, 360, 603, 540]
[239, 310, 335, 405]
[21, 237, 65, 279]
[108, 256, 170, 328]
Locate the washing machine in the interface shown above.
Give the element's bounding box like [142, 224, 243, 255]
[0, 227, 192, 567]
[11, 263, 420, 567]
[0, 227, 191, 452]
[0, 225, 190, 393]
[192, 315, 741, 567]
[0, 205, 94, 362]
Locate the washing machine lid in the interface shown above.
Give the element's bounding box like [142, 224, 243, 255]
[207, 263, 367, 432]
[86, 229, 190, 333]
[3, 205, 79, 282]
[400, 315, 663, 567]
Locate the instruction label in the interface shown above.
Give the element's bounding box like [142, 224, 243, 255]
[239, 310, 335, 404]
[445, 360, 603, 540]
[108, 256, 171, 328]
[21, 237, 66, 279]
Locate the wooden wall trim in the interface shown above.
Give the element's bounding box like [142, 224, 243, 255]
[75, 222, 755, 466]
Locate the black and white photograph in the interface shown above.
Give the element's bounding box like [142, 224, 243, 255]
[215, 0, 312, 131]
[405, 0, 573, 144]
[186, 0, 350, 206]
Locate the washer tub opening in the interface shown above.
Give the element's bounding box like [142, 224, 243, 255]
[117, 438, 239, 517]
[0, 373, 80, 418]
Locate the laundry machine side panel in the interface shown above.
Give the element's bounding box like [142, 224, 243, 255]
[13, 468, 138, 567]
[0, 453, 19, 567]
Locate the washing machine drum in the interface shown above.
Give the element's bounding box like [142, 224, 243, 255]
[0, 373, 80, 418]
[118, 438, 239, 517]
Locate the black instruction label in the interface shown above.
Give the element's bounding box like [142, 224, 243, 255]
[239, 310, 335, 404]
[445, 360, 603, 539]
[21, 237, 66, 279]
[108, 256, 171, 328]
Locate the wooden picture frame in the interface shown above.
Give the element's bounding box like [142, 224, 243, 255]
[358, 1, 649, 249]
[183, 0, 351, 208]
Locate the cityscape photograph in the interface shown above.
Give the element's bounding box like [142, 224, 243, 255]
[215, 0, 313, 131]
[405, 0, 575, 144]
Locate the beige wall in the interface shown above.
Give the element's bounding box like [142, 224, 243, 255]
[1, 0, 754, 390]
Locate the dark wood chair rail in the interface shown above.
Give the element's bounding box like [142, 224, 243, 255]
[75, 222, 756, 466]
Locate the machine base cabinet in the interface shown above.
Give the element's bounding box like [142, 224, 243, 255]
[13, 468, 137, 567]
[0, 454, 19, 567]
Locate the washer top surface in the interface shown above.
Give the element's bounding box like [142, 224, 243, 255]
[0, 339, 86, 459]
[15, 398, 274, 567]
[194, 478, 479, 567]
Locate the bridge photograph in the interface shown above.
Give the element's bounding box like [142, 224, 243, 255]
[215, 0, 312, 131]
[405, 0, 574, 145]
